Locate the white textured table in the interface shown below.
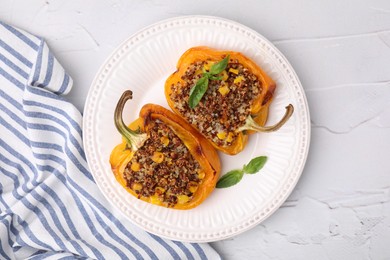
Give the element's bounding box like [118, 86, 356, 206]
[2, 1, 389, 259]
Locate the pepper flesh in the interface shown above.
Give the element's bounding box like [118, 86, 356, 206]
[110, 90, 221, 210]
[165, 46, 293, 155]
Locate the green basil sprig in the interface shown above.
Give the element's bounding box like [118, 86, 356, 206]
[188, 55, 230, 109]
[243, 156, 268, 174]
[215, 169, 244, 189]
[216, 156, 268, 188]
[188, 76, 209, 109]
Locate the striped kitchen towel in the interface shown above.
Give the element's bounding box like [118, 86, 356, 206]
[0, 21, 220, 260]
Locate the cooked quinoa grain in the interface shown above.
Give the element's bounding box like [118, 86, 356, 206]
[123, 119, 202, 207]
[169, 58, 262, 147]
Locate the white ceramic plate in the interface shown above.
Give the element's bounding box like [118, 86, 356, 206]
[83, 16, 310, 242]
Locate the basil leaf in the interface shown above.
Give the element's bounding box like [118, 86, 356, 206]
[209, 55, 230, 75]
[209, 75, 223, 81]
[188, 76, 209, 109]
[216, 169, 244, 188]
[243, 156, 267, 174]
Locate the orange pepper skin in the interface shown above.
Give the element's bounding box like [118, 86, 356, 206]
[110, 104, 221, 210]
[164, 46, 276, 155]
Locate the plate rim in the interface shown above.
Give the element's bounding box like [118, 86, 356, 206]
[83, 15, 311, 242]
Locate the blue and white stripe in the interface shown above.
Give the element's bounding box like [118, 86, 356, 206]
[0, 21, 220, 260]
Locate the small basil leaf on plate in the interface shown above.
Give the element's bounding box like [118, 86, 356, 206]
[189, 76, 209, 108]
[216, 169, 244, 188]
[243, 156, 268, 174]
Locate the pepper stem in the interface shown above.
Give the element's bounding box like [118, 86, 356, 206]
[114, 90, 148, 151]
[238, 104, 294, 133]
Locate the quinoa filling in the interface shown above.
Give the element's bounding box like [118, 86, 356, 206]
[123, 119, 202, 207]
[169, 58, 262, 147]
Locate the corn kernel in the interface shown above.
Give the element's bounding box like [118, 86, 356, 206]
[221, 70, 228, 81]
[198, 171, 206, 179]
[177, 195, 189, 204]
[130, 162, 140, 172]
[152, 152, 164, 163]
[218, 85, 230, 96]
[229, 68, 239, 74]
[132, 183, 142, 191]
[195, 69, 203, 76]
[226, 132, 235, 143]
[150, 195, 162, 205]
[188, 182, 198, 193]
[217, 131, 227, 140]
[203, 61, 213, 71]
[160, 136, 170, 147]
[234, 75, 244, 84]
